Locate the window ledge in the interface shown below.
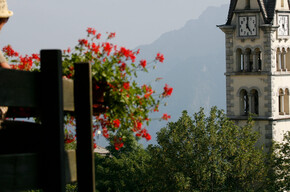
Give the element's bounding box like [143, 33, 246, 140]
[225, 71, 268, 76]
[228, 115, 290, 121]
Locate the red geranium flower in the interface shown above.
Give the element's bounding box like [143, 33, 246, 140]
[140, 59, 147, 68]
[113, 119, 120, 128]
[108, 32, 116, 39]
[103, 42, 113, 56]
[96, 33, 101, 39]
[162, 113, 171, 120]
[123, 82, 130, 90]
[87, 27, 96, 35]
[78, 39, 88, 46]
[120, 63, 126, 71]
[155, 53, 164, 63]
[162, 84, 173, 97]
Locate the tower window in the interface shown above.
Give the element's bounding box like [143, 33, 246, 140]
[276, 48, 289, 71]
[240, 89, 249, 115]
[245, 48, 252, 72]
[285, 89, 289, 115]
[246, 0, 250, 9]
[255, 48, 262, 71]
[281, 0, 284, 7]
[236, 48, 262, 72]
[236, 48, 243, 71]
[279, 88, 290, 115]
[279, 89, 285, 115]
[240, 89, 259, 116]
[250, 90, 259, 114]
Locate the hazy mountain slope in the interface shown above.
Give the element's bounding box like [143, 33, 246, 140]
[134, 4, 229, 145]
[98, 4, 230, 146]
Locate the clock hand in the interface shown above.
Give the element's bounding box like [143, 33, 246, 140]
[246, 17, 251, 34]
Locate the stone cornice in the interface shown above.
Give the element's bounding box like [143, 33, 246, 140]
[228, 115, 290, 121]
[217, 25, 235, 33]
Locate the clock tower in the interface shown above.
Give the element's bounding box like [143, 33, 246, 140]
[218, 0, 290, 150]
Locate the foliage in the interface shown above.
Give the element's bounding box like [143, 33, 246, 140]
[21, 183, 77, 192]
[95, 146, 150, 192]
[106, 129, 143, 158]
[65, 183, 78, 192]
[92, 107, 290, 191]
[147, 107, 267, 192]
[2, 44, 40, 71]
[2, 27, 173, 150]
[265, 131, 290, 192]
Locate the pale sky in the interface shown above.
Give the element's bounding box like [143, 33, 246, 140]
[1, 0, 228, 55]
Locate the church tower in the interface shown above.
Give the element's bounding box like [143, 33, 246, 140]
[218, 0, 290, 150]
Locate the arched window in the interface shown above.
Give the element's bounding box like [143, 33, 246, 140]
[236, 48, 243, 71]
[276, 48, 289, 71]
[282, 48, 287, 71]
[240, 89, 249, 115]
[277, 48, 282, 71]
[250, 89, 259, 114]
[245, 48, 252, 72]
[286, 48, 290, 71]
[236, 48, 262, 72]
[254, 48, 262, 71]
[285, 89, 289, 115]
[246, 0, 250, 9]
[279, 89, 285, 115]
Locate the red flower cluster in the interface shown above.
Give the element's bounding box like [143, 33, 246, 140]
[162, 84, 173, 97]
[139, 59, 147, 68]
[87, 27, 96, 35]
[154, 105, 159, 112]
[142, 84, 154, 99]
[2, 45, 40, 71]
[63, 47, 71, 54]
[120, 63, 126, 71]
[78, 39, 89, 46]
[91, 43, 100, 54]
[113, 119, 120, 128]
[46, 27, 173, 151]
[2, 45, 19, 57]
[162, 113, 171, 120]
[114, 137, 124, 150]
[102, 127, 109, 138]
[103, 42, 113, 56]
[155, 53, 165, 63]
[108, 32, 116, 39]
[65, 131, 76, 144]
[136, 128, 151, 141]
[96, 33, 101, 39]
[123, 82, 130, 90]
[118, 47, 136, 62]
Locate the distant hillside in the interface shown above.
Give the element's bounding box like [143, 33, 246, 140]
[98, 4, 230, 147]
[134, 4, 229, 146]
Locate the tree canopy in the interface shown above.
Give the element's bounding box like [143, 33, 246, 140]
[147, 107, 267, 191]
[94, 107, 289, 192]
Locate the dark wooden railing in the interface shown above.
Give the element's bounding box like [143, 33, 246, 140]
[0, 50, 95, 192]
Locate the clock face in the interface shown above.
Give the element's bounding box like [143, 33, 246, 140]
[278, 15, 289, 36]
[239, 16, 257, 37]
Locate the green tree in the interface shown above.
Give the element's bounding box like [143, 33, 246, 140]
[147, 107, 267, 192]
[106, 129, 143, 158]
[95, 130, 151, 192]
[265, 131, 290, 192]
[95, 147, 150, 192]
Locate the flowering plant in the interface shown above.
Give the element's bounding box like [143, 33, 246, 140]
[2, 45, 40, 71]
[2, 27, 173, 150]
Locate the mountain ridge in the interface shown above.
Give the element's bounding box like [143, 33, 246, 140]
[135, 4, 230, 145]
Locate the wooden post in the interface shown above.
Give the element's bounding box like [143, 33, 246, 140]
[40, 50, 65, 192]
[74, 63, 95, 192]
